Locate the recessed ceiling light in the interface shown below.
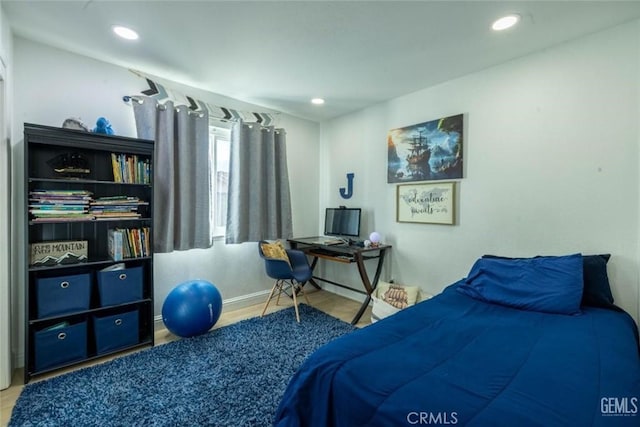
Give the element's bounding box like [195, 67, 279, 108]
[311, 98, 325, 105]
[492, 14, 520, 31]
[112, 25, 139, 40]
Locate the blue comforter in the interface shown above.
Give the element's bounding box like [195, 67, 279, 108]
[275, 282, 640, 426]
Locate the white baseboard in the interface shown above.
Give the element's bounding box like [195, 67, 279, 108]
[317, 283, 369, 304]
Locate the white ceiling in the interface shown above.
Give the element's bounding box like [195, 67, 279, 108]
[4, 1, 640, 122]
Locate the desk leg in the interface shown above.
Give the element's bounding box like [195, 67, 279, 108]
[352, 295, 372, 326]
[307, 256, 322, 290]
[351, 248, 387, 325]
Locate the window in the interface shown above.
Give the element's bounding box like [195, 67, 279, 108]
[210, 125, 231, 238]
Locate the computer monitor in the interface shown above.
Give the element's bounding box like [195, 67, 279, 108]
[324, 208, 361, 238]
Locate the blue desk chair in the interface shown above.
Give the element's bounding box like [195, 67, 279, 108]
[258, 241, 312, 322]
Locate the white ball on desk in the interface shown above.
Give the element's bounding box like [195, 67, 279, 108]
[369, 232, 381, 244]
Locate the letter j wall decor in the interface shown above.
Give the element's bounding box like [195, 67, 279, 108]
[396, 182, 455, 225]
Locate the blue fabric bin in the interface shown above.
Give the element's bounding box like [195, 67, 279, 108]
[36, 273, 91, 318]
[93, 309, 139, 355]
[34, 321, 88, 371]
[97, 266, 143, 306]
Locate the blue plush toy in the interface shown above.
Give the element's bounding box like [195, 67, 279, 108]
[93, 117, 114, 135]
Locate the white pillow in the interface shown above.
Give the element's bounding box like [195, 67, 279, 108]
[371, 281, 425, 323]
[371, 296, 401, 323]
[376, 281, 420, 308]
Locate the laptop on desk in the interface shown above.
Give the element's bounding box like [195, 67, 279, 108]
[289, 236, 344, 246]
[313, 237, 344, 246]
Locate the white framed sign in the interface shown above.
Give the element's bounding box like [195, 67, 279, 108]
[396, 182, 455, 225]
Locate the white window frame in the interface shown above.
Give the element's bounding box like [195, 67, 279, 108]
[209, 124, 231, 239]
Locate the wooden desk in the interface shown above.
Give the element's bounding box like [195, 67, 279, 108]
[288, 237, 392, 325]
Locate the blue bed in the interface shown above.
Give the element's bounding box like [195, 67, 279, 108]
[275, 255, 640, 426]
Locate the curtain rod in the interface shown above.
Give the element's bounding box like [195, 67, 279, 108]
[122, 95, 281, 129]
[122, 95, 142, 104]
[122, 95, 206, 117]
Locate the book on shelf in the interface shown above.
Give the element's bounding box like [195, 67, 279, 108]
[43, 321, 70, 332]
[29, 191, 149, 222]
[108, 227, 151, 260]
[108, 229, 124, 262]
[32, 216, 95, 223]
[29, 189, 92, 196]
[29, 189, 94, 222]
[111, 153, 151, 184]
[90, 195, 148, 220]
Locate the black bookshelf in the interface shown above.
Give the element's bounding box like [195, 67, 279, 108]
[23, 123, 155, 383]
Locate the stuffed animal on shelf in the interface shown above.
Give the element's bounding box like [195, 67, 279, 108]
[62, 117, 90, 131]
[93, 117, 114, 135]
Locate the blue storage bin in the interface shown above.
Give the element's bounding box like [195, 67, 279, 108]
[34, 321, 87, 371]
[97, 266, 143, 306]
[36, 273, 91, 318]
[93, 309, 139, 355]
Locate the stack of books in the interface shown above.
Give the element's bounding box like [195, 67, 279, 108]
[90, 196, 148, 220]
[108, 227, 151, 261]
[29, 190, 93, 222]
[111, 153, 151, 184]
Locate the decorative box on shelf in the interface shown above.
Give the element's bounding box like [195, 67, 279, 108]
[34, 321, 88, 371]
[93, 309, 140, 355]
[36, 272, 91, 318]
[97, 265, 144, 306]
[30, 240, 88, 266]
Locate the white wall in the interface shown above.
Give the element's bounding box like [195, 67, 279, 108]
[0, 1, 14, 390]
[320, 20, 640, 322]
[12, 37, 320, 366]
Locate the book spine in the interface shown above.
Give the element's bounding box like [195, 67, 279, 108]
[107, 229, 123, 261]
[133, 155, 139, 183]
[119, 228, 131, 258]
[117, 155, 123, 183]
[111, 153, 122, 183]
[143, 227, 151, 256]
[135, 228, 142, 257]
[127, 228, 137, 258]
[128, 156, 134, 184]
[145, 160, 151, 184]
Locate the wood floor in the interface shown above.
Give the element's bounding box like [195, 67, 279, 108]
[0, 290, 371, 426]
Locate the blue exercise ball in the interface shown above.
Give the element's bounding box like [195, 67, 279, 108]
[162, 280, 222, 338]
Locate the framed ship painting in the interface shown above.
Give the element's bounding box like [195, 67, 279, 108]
[387, 113, 463, 183]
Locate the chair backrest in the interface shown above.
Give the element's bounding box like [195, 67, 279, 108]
[258, 241, 294, 280]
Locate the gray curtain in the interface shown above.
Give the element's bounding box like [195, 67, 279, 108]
[225, 120, 292, 243]
[133, 97, 211, 252]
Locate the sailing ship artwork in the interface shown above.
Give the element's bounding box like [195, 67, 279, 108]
[387, 114, 464, 183]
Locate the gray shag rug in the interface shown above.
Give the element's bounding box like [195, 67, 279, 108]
[10, 304, 356, 426]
